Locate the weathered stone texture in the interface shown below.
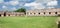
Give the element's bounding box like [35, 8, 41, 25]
[26, 8, 60, 16]
[0, 11, 25, 16]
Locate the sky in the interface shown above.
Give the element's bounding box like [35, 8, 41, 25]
[0, 0, 60, 11]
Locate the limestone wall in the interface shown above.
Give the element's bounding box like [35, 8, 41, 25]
[0, 12, 25, 17]
[26, 8, 60, 16]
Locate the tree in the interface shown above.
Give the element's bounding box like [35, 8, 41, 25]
[14, 8, 26, 14]
[15, 8, 26, 12]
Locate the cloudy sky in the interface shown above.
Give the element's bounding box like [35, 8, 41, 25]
[0, 0, 60, 11]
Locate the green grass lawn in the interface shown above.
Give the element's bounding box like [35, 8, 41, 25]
[0, 16, 58, 28]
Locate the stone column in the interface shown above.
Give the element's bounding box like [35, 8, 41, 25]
[14, 14, 15, 16]
[36, 13, 38, 16]
[6, 15, 8, 16]
[1, 15, 4, 17]
[29, 13, 30, 15]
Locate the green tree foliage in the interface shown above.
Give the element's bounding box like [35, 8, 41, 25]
[15, 8, 26, 12]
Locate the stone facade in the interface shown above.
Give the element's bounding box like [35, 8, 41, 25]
[0, 8, 60, 16]
[0, 11, 25, 17]
[26, 8, 60, 16]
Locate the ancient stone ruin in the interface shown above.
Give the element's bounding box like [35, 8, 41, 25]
[0, 8, 60, 17]
[26, 8, 60, 16]
[0, 11, 25, 17]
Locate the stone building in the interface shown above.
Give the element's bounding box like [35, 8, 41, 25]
[26, 8, 60, 16]
[0, 11, 25, 17]
[0, 8, 60, 16]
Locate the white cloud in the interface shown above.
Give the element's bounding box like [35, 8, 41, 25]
[47, 0, 58, 6]
[24, 2, 45, 9]
[9, 1, 19, 6]
[25, 2, 40, 6]
[0, 0, 4, 3]
[2, 6, 9, 11]
[35, 0, 56, 3]
[2, 6, 7, 8]
[12, 0, 30, 2]
[24, 0, 58, 9]
[0, 0, 58, 10]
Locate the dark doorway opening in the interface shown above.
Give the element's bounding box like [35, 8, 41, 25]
[8, 14, 10, 16]
[34, 13, 36, 15]
[55, 12, 57, 14]
[0, 14, 1, 17]
[58, 21, 60, 28]
[49, 12, 51, 14]
[4, 12, 6, 16]
[38, 13, 40, 14]
[44, 12, 45, 14]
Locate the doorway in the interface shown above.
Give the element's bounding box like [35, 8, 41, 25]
[4, 12, 6, 16]
[0, 14, 1, 17]
[8, 14, 10, 16]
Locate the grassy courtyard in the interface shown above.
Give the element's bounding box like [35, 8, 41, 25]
[0, 16, 58, 28]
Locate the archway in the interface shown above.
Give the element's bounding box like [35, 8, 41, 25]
[4, 12, 6, 16]
[8, 14, 10, 16]
[0, 14, 1, 17]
